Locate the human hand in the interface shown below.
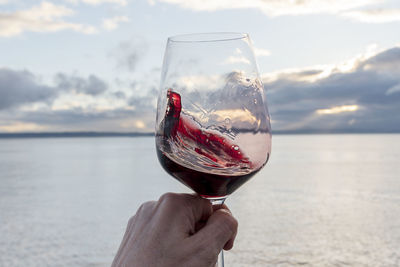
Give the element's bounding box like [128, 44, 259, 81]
[111, 193, 238, 267]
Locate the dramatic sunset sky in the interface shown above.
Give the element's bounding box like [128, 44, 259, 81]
[1, 0, 399, 133]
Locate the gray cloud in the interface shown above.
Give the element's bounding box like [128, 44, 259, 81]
[113, 91, 126, 99]
[0, 68, 57, 110]
[0, 68, 110, 113]
[2, 47, 400, 133]
[111, 39, 147, 72]
[1, 104, 156, 132]
[0, 66, 158, 132]
[14, 108, 135, 126]
[127, 86, 158, 108]
[360, 47, 400, 72]
[264, 47, 400, 132]
[55, 73, 108, 95]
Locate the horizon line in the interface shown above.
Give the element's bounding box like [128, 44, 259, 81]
[0, 130, 400, 138]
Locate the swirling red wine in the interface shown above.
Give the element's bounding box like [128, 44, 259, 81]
[156, 89, 265, 198]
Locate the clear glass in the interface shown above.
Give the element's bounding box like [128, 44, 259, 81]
[155, 32, 271, 266]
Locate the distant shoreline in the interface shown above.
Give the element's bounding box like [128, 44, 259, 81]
[0, 131, 399, 138]
[0, 132, 154, 138]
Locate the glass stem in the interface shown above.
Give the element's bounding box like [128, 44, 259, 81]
[210, 198, 226, 267]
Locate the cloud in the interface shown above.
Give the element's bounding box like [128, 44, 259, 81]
[2, 46, 400, 133]
[151, 0, 380, 17]
[342, 8, 400, 23]
[102, 16, 129, 31]
[315, 105, 359, 115]
[65, 0, 127, 6]
[253, 47, 271, 57]
[55, 73, 108, 95]
[0, 68, 57, 110]
[110, 39, 148, 71]
[0, 68, 110, 112]
[0, 66, 157, 132]
[386, 84, 400, 95]
[1, 103, 155, 132]
[223, 56, 251, 65]
[359, 47, 400, 72]
[0, 122, 47, 132]
[262, 44, 383, 83]
[264, 46, 400, 132]
[0, 1, 97, 37]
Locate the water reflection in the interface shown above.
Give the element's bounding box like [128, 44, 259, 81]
[0, 135, 399, 266]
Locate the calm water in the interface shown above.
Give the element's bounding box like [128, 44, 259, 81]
[0, 135, 399, 266]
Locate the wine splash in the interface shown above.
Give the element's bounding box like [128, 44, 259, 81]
[156, 89, 263, 197]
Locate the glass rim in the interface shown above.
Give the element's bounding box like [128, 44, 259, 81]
[168, 32, 249, 43]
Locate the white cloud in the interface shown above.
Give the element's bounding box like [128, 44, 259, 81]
[264, 45, 400, 132]
[153, 0, 381, 17]
[178, 74, 226, 92]
[316, 105, 359, 115]
[262, 43, 388, 83]
[253, 47, 271, 57]
[2, 44, 400, 133]
[102, 16, 129, 31]
[0, 122, 47, 132]
[223, 56, 251, 65]
[0, 1, 97, 37]
[65, 0, 127, 6]
[120, 120, 147, 129]
[342, 9, 400, 23]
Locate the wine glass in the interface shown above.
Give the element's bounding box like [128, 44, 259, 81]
[155, 32, 271, 266]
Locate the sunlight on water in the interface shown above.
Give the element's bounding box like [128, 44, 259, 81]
[0, 135, 399, 266]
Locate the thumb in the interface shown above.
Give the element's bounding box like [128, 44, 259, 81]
[189, 208, 238, 257]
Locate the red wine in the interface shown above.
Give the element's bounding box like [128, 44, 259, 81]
[159, 90, 252, 168]
[156, 146, 261, 197]
[156, 89, 264, 197]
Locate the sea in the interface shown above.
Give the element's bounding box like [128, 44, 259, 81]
[0, 134, 399, 266]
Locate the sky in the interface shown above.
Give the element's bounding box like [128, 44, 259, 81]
[0, 0, 400, 133]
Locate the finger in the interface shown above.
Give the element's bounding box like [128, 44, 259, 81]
[156, 193, 213, 234]
[212, 203, 230, 212]
[223, 231, 236, 251]
[194, 220, 206, 232]
[182, 194, 214, 222]
[188, 207, 238, 256]
[112, 201, 157, 266]
[195, 203, 230, 233]
[117, 201, 157, 250]
[211, 204, 236, 249]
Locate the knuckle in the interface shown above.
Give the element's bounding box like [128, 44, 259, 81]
[183, 194, 210, 209]
[159, 192, 180, 204]
[127, 215, 136, 227]
[217, 210, 238, 235]
[135, 201, 156, 220]
[228, 215, 238, 231]
[143, 200, 156, 209]
[138, 201, 154, 213]
[200, 197, 213, 208]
